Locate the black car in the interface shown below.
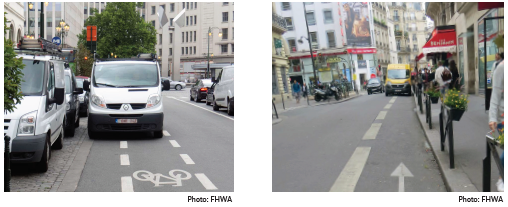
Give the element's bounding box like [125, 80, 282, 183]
[190, 79, 213, 102]
[64, 67, 84, 137]
[75, 76, 89, 116]
[367, 78, 384, 95]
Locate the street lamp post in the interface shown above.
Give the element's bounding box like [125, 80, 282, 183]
[207, 27, 222, 79]
[56, 20, 69, 48]
[300, 3, 318, 87]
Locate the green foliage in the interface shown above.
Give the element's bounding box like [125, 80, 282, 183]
[493, 35, 503, 49]
[424, 87, 440, 97]
[76, 43, 94, 77]
[4, 12, 25, 114]
[443, 88, 469, 110]
[78, 2, 157, 58]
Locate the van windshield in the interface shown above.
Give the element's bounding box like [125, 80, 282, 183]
[20, 60, 45, 96]
[388, 69, 410, 79]
[93, 63, 159, 87]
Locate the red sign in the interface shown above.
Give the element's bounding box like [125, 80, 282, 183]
[347, 48, 377, 54]
[478, 2, 504, 11]
[422, 29, 456, 54]
[87, 26, 97, 41]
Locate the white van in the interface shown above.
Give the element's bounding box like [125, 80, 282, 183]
[83, 54, 170, 139]
[212, 65, 234, 116]
[4, 38, 66, 172]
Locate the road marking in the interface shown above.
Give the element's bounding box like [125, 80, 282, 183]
[163, 130, 171, 136]
[180, 154, 195, 164]
[120, 141, 128, 149]
[330, 147, 371, 192]
[121, 176, 134, 192]
[391, 162, 414, 192]
[389, 97, 397, 103]
[376, 111, 387, 120]
[195, 173, 218, 190]
[169, 140, 181, 147]
[167, 96, 234, 121]
[362, 123, 382, 140]
[121, 154, 130, 166]
[384, 103, 392, 109]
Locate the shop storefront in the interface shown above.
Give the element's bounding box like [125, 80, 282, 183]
[288, 52, 350, 86]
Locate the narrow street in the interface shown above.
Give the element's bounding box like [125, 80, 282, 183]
[272, 93, 446, 192]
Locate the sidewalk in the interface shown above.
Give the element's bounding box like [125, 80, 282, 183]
[413, 93, 502, 192]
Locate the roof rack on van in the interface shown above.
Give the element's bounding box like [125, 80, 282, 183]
[15, 37, 62, 55]
[95, 53, 158, 62]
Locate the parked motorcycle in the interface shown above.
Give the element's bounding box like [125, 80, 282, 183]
[314, 83, 340, 102]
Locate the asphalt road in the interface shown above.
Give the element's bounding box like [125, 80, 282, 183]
[75, 88, 234, 192]
[272, 92, 446, 192]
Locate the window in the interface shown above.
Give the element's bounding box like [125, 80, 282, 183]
[306, 11, 316, 25]
[187, 2, 189, 9]
[170, 33, 173, 43]
[186, 16, 189, 26]
[169, 48, 172, 56]
[90, 8, 93, 15]
[186, 32, 188, 42]
[232, 44, 234, 53]
[222, 28, 228, 40]
[160, 4, 165, 11]
[194, 46, 196, 54]
[151, 6, 155, 15]
[183, 2, 185, 9]
[398, 57, 402, 63]
[282, 2, 291, 10]
[195, 2, 197, 8]
[304, 2, 313, 5]
[170, 18, 174, 26]
[222, 12, 228, 22]
[170, 3, 174, 12]
[287, 39, 297, 53]
[327, 31, 336, 48]
[233, 11, 234, 21]
[190, 16, 193, 25]
[159, 34, 162, 44]
[194, 15, 197, 24]
[194, 31, 196, 41]
[412, 34, 416, 41]
[191, 2, 193, 9]
[324, 10, 333, 24]
[285, 17, 294, 31]
[186, 47, 188, 55]
[232, 28, 234, 39]
[84, 7, 88, 14]
[182, 47, 184, 55]
[221, 44, 228, 53]
[396, 39, 401, 50]
[310, 32, 318, 49]
[410, 13, 415, 20]
[152, 21, 155, 27]
[190, 32, 192, 42]
[47, 21, 52, 27]
[450, 3, 455, 15]
[223, 2, 229, 6]
[189, 47, 192, 55]
[395, 24, 399, 31]
[182, 32, 184, 43]
[159, 49, 162, 57]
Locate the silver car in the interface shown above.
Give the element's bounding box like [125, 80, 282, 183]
[161, 77, 186, 90]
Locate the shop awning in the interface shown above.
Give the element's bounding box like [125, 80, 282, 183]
[422, 26, 457, 55]
[416, 53, 425, 62]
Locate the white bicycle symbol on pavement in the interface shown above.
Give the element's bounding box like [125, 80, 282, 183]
[133, 170, 192, 187]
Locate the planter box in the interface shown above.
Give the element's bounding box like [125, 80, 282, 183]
[450, 108, 465, 121]
[430, 96, 439, 104]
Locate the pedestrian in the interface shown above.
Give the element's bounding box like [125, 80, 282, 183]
[448, 60, 460, 90]
[435, 60, 452, 96]
[292, 80, 301, 104]
[302, 82, 308, 98]
[488, 59, 504, 192]
[492, 52, 504, 73]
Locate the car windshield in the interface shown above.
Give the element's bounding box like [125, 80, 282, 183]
[368, 79, 380, 84]
[202, 80, 213, 87]
[93, 63, 158, 87]
[65, 75, 72, 94]
[388, 69, 410, 79]
[75, 79, 84, 88]
[20, 59, 45, 96]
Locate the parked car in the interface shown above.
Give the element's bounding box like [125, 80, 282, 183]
[212, 65, 234, 116]
[367, 77, 384, 95]
[206, 82, 216, 106]
[83, 53, 171, 139]
[63, 67, 83, 137]
[161, 77, 186, 90]
[75, 76, 89, 116]
[190, 79, 213, 102]
[4, 38, 66, 172]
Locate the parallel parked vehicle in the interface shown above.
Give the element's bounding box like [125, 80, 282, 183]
[83, 53, 171, 139]
[367, 77, 384, 95]
[162, 77, 186, 90]
[212, 65, 234, 116]
[4, 38, 66, 172]
[63, 66, 84, 137]
[205, 82, 216, 106]
[75, 76, 89, 116]
[190, 79, 213, 102]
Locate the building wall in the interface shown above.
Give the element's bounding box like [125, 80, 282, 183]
[4, 2, 25, 44]
[272, 3, 292, 103]
[64, 3, 84, 48]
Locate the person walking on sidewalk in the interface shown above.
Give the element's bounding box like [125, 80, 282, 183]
[492, 52, 504, 74]
[449, 60, 460, 90]
[302, 82, 308, 98]
[489, 60, 504, 192]
[292, 80, 301, 104]
[435, 60, 452, 97]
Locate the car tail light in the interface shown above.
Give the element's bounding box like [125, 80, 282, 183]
[200, 88, 207, 92]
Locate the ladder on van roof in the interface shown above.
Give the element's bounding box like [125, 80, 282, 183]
[15, 37, 62, 58]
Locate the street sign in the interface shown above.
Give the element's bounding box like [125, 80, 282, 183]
[52, 37, 61, 45]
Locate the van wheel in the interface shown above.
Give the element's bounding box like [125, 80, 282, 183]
[206, 98, 211, 105]
[65, 117, 75, 137]
[52, 127, 64, 150]
[227, 99, 234, 116]
[176, 85, 182, 90]
[153, 130, 163, 138]
[87, 119, 98, 139]
[36, 135, 51, 172]
[213, 98, 220, 111]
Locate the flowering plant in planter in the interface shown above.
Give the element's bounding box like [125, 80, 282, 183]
[443, 88, 469, 110]
[425, 87, 440, 97]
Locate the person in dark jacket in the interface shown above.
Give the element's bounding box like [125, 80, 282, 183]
[449, 60, 460, 90]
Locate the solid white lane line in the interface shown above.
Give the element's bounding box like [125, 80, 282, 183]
[362, 123, 382, 140]
[120, 154, 130, 166]
[120, 141, 128, 149]
[195, 173, 218, 190]
[329, 147, 371, 192]
[180, 97, 187, 99]
[121, 176, 134, 192]
[376, 111, 387, 120]
[167, 97, 234, 121]
[169, 140, 181, 147]
[384, 103, 392, 109]
[180, 154, 195, 164]
[163, 130, 171, 136]
[389, 97, 397, 103]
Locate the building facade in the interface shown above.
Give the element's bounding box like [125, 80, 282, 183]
[4, 2, 25, 44]
[372, 2, 390, 78]
[272, 3, 292, 103]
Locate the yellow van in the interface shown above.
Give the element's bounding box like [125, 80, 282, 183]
[385, 64, 412, 96]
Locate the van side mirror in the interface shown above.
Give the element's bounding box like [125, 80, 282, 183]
[74, 88, 84, 94]
[50, 88, 65, 105]
[83, 80, 90, 92]
[162, 80, 170, 91]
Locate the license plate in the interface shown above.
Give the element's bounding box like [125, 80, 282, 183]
[116, 119, 137, 124]
[395, 90, 401, 92]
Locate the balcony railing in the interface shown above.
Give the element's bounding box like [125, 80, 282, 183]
[272, 13, 287, 30]
[395, 30, 402, 36]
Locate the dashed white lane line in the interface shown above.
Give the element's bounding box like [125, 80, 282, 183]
[120, 154, 130, 166]
[362, 123, 382, 140]
[180, 154, 195, 164]
[163, 130, 171, 136]
[167, 96, 234, 121]
[384, 103, 392, 109]
[389, 97, 397, 103]
[376, 111, 387, 120]
[120, 141, 128, 149]
[195, 173, 218, 190]
[169, 140, 181, 147]
[329, 147, 371, 192]
[121, 176, 134, 192]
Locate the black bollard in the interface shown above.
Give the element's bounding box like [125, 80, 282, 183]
[4, 136, 11, 192]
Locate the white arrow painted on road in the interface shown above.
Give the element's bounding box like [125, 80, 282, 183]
[390, 162, 413, 192]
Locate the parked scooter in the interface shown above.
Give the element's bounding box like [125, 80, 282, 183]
[314, 83, 340, 102]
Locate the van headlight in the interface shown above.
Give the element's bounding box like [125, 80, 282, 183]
[91, 94, 106, 108]
[146, 94, 161, 108]
[18, 111, 37, 136]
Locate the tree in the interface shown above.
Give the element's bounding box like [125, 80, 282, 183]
[75, 43, 94, 77]
[78, 2, 156, 58]
[4, 12, 25, 114]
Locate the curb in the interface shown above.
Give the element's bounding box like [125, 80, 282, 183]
[272, 118, 282, 125]
[412, 92, 478, 192]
